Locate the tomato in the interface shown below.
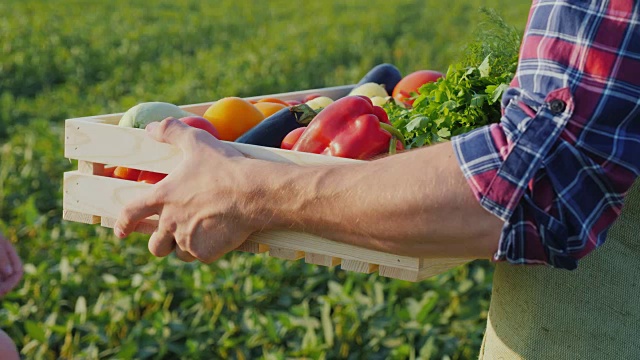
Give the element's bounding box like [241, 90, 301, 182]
[303, 94, 322, 103]
[281, 127, 306, 150]
[392, 70, 444, 107]
[113, 167, 141, 181]
[203, 97, 265, 141]
[103, 166, 116, 177]
[180, 116, 220, 138]
[257, 97, 289, 106]
[138, 171, 167, 184]
[286, 100, 302, 106]
[254, 102, 287, 118]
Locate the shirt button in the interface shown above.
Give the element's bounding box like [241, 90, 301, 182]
[549, 99, 566, 114]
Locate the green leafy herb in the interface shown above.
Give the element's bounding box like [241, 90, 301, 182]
[385, 9, 521, 149]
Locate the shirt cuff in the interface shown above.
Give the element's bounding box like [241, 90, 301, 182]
[451, 124, 557, 266]
[451, 124, 515, 222]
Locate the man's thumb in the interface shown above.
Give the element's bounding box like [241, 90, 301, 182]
[146, 117, 196, 150]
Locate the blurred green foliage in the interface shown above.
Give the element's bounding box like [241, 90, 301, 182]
[0, 0, 530, 358]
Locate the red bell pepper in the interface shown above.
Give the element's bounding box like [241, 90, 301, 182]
[291, 95, 404, 160]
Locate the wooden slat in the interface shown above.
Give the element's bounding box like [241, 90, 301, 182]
[305, 253, 341, 267]
[63, 172, 469, 281]
[378, 266, 421, 282]
[63, 171, 426, 270]
[62, 161, 105, 225]
[379, 258, 470, 282]
[247, 231, 418, 269]
[341, 259, 378, 274]
[269, 246, 304, 260]
[64, 85, 358, 174]
[65, 120, 183, 174]
[232, 142, 361, 165]
[63, 210, 100, 225]
[63, 171, 155, 219]
[236, 241, 269, 254]
[65, 120, 360, 174]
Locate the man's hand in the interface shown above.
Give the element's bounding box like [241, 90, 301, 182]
[0, 234, 23, 297]
[114, 118, 259, 263]
[115, 117, 503, 264]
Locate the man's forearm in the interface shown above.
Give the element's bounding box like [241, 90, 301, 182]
[246, 142, 504, 259]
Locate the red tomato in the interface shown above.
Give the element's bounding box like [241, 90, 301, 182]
[138, 171, 167, 184]
[302, 94, 322, 103]
[103, 166, 116, 177]
[281, 127, 306, 150]
[392, 70, 444, 107]
[180, 116, 220, 138]
[113, 167, 141, 181]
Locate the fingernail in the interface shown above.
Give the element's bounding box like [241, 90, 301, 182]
[146, 122, 159, 132]
[3, 264, 13, 275]
[114, 226, 125, 238]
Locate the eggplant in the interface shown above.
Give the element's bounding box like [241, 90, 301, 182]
[235, 103, 317, 148]
[356, 63, 403, 96]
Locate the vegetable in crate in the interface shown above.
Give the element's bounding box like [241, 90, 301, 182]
[235, 103, 317, 148]
[304, 96, 334, 110]
[392, 70, 444, 107]
[348, 82, 389, 99]
[103, 166, 116, 178]
[356, 63, 403, 95]
[256, 97, 289, 106]
[137, 171, 166, 184]
[134, 117, 219, 184]
[118, 102, 195, 128]
[385, 10, 521, 149]
[116, 109, 220, 182]
[254, 101, 288, 117]
[180, 116, 220, 138]
[113, 166, 141, 181]
[302, 94, 322, 102]
[291, 95, 405, 160]
[370, 96, 390, 107]
[203, 97, 265, 141]
[385, 58, 514, 149]
[281, 127, 306, 150]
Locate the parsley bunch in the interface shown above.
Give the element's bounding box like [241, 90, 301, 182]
[385, 9, 521, 149]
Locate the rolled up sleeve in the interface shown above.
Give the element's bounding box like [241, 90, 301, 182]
[450, 0, 640, 270]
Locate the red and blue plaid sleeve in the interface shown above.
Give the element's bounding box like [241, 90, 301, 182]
[451, 0, 640, 270]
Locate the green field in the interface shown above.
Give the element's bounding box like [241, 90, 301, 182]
[0, 1, 531, 358]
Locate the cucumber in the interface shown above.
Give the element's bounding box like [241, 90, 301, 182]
[356, 63, 403, 96]
[235, 103, 317, 148]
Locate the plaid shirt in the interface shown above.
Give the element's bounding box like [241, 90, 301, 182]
[451, 0, 640, 270]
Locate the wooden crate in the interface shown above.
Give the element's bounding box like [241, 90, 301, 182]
[63, 84, 470, 282]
